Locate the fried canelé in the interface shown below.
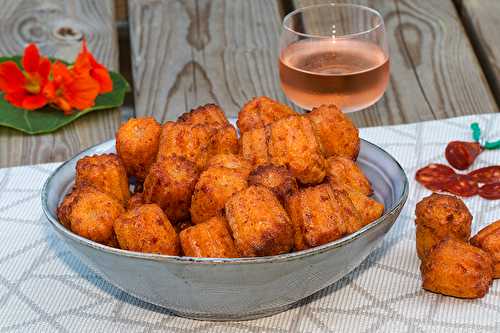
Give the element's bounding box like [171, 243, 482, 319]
[174, 220, 193, 234]
[241, 116, 326, 184]
[156, 122, 214, 170]
[180, 216, 239, 258]
[178, 104, 230, 127]
[75, 153, 130, 205]
[178, 104, 239, 159]
[57, 185, 124, 246]
[206, 153, 252, 175]
[306, 104, 360, 160]
[157, 120, 238, 171]
[415, 193, 472, 259]
[237, 96, 296, 133]
[286, 183, 363, 251]
[240, 126, 270, 167]
[115, 117, 161, 181]
[421, 238, 493, 298]
[325, 156, 372, 196]
[127, 192, 145, 210]
[343, 189, 384, 227]
[248, 164, 298, 204]
[471, 220, 500, 278]
[190, 163, 249, 225]
[143, 156, 200, 223]
[114, 204, 180, 255]
[269, 116, 326, 184]
[225, 186, 294, 256]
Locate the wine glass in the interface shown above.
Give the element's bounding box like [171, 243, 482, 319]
[279, 3, 389, 112]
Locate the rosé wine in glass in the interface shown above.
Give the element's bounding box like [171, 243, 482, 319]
[279, 3, 389, 112]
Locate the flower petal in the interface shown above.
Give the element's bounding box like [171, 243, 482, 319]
[64, 74, 100, 110]
[22, 44, 40, 73]
[38, 57, 51, 81]
[4, 91, 28, 108]
[22, 94, 48, 110]
[91, 67, 113, 94]
[0, 61, 25, 93]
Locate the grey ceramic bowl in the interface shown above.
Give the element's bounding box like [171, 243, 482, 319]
[41, 136, 408, 321]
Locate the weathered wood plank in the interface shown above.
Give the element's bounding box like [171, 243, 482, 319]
[0, 0, 121, 167]
[289, 0, 498, 127]
[128, 0, 295, 121]
[456, 0, 500, 105]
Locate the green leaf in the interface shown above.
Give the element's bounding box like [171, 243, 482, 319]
[0, 56, 130, 135]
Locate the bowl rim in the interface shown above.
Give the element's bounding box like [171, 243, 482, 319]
[41, 139, 409, 265]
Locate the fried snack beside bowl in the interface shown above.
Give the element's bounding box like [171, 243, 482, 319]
[286, 183, 364, 251]
[471, 220, 500, 278]
[115, 117, 161, 181]
[421, 238, 493, 298]
[114, 204, 180, 255]
[225, 186, 294, 257]
[57, 185, 124, 247]
[415, 193, 472, 260]
[237, 96, 296, 134]
[75, 153, 130, 205]
[180, 216, 239, 258]
[143, 156, 200, 223]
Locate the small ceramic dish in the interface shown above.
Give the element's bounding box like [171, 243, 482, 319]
[41, 136, 408, 321]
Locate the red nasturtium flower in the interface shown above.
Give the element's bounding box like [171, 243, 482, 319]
[73, 39, 113, 94]
[43, 62, 100, 115]
[0, 40, 113, 114]
[0, 44, 51, 110]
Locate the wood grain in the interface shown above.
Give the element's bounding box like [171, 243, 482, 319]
[289, 0, 498, 127]
[128, 0, 297, 121]
[456, 0, 500, 104]
[0, 0, 121, 167]
[115, 0, 128, 22]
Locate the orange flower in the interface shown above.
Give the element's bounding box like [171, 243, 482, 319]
[74, 39, 113, 94]
[44, 62, 100, 114]
[0, 44, 51, 110]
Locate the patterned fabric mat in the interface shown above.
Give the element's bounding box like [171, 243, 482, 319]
[1, 114, 500, 333]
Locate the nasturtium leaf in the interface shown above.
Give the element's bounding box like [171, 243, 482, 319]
[0, 56, 130, 135]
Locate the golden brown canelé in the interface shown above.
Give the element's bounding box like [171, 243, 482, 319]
[415, 193, 472, 260]
[115, 117, 161, 181]
[241, 116, 326, 185]
[286, 183, 363, 251]
[190, 155, 250, 225]
[325, 156, 372, 196]
[471, 220, 500, 278]
[180, 216, 239, 258]
[421, 238, 493, 299]
[237, 96, 296, 134]
[306, 104, 360, 160]
[225, 186, 294, 256]
[143, 156, 200, 223]
[57, 185, 124, 246]
[114, 204, 180, 255]
[248, 164, 298, 204]
[75, 153, 130, 205]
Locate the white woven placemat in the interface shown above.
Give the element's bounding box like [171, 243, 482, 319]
[1, 114, 500, 333]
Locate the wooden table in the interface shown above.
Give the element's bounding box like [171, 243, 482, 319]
[0, 0, 498, 168]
